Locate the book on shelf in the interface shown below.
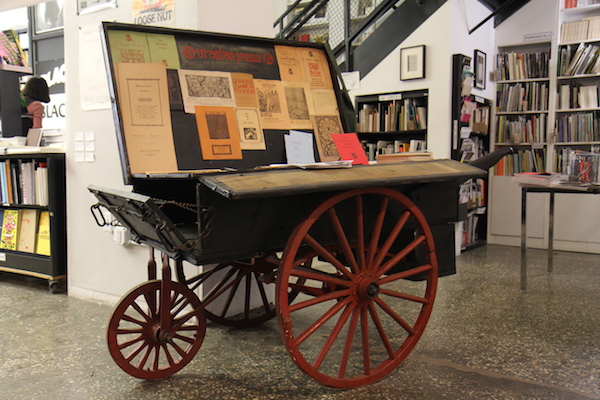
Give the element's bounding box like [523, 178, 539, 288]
[17, 208, 38, 253]
[358, 98, 426, 132]
[0, 209, 20, 250]
[35, 210, 50, 256]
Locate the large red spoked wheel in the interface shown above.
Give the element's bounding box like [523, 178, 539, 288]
[276, 187, 438, 389]
[107, 280, 206, 380]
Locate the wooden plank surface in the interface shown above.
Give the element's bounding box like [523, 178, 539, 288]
[199, 159, 485, 199]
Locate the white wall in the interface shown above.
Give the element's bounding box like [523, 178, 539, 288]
[348, 0, 496, 159]
[450, 0, 496, 102]
[63, 0, 272, 304]
[349, 2, 453, 158]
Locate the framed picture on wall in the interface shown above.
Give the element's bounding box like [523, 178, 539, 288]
[400, 45, 425, 80]
[474, 49, 486, 89]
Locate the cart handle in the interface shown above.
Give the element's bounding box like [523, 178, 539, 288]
[90, 203, 108, 227]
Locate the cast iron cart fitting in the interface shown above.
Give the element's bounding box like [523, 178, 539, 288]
[89, 160, 489, 389]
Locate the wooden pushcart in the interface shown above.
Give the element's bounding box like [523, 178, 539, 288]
[89, 22, 492, 388]
[89, 159, 487, 388]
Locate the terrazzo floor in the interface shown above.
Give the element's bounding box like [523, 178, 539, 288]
[1, 244, 599, 399]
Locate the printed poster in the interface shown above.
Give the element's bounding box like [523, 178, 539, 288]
[311, 115, 343, 162]
[178, 69, 236, 113]
[195, 106, 243, 160]
[115, 62, 178, 174]
[133, 0, 174, 27]
[234, 107, 265, 150]
[254, 79, 290, 130]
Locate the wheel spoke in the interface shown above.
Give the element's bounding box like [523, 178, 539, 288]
[360, 306, 370, 375]
[116, 328, 144, 334]
[372, 210, 410, 271]
[288, 282, 326, 298]
[375, 297, 416, 336]
[118, 335, 145, 351]
[367, 303, 395, 359]
[327, 207, 359, 274]
[379, 288, 429, 304]
[143, 291, 157, 317]
[169, 339, 187, 358]
[303, 235, 354, 280]
[255, 272, 273, 315]
[367, 196, 390, 269]
[313, 302, 356, 370]
[120, 313, 146, 326]
[135, 343, 152, 368]
[376, 235, 427, 277]
[130, 301, 152, 322]
[289, 288, 352, 312]
[162, 343, 175, 367]
[378, 263, 432, 284]
[290, 265, 350, 288]
[295, 297, 352, 346]
[173, 333, 196, 344]
[338, 306, 361, 378]
[153, 345, 160, 372]
[171, 309, 200, 330]
[219, 270, 242, 318]
[355, 196, 366, 271]
[244, 273, 252, 320]
[185, 263, 229, 291]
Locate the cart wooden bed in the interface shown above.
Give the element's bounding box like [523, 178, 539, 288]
[89, 22, 490, 389]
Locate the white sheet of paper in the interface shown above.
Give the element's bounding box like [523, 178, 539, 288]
[285, 130, 315, 164]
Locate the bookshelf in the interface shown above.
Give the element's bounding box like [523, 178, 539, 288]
[451, 54, 492, 251]
[0, 152, 66, 293]
[493, 43, 551, 176]
[554, 2, 600, 173]
[355, 89, 428, 161]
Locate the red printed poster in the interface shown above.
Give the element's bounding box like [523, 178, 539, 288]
[331, 133, 369, 165]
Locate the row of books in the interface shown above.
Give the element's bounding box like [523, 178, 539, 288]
[357, 99, 427, 133]
[557, 43, 600, 76]
[361, 139, 426, 161]
[565, 0, 600, 8]
[0, 208, 50, 255]
[558, 82, 599, 109]
[560, 18, 600, 43]
[459, 178, 486, 209]
[494, 50, 549, 81]
[494, 149, 546, 175]
[496, 114, 547, 144]
[556, 147, 600, 179]
[496, 81, 548, 112]
[555, 111, 600, 142]
[0, 160, 49, 206]
[460, 212, 483, 248]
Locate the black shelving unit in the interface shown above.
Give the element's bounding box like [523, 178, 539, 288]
[0, 152, 66, 292]
[451, 54, 491, 251]
[355, 89, 428, 160]
[0, 65, 32, 138]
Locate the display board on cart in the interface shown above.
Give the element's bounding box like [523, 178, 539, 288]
[100, 22, 354, 184]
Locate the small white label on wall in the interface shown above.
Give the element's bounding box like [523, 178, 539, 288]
[524, 32, 552, 42]
[0, 253, 6, 261]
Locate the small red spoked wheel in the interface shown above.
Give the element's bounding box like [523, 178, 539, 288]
[276, 187, 438, 389]
[107, 280, 206, 380]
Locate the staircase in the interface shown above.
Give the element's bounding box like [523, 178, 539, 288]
[275, 0, 532, 80]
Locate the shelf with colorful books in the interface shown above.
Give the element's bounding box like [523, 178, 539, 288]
[355, 89, 428, 161]
[0, 152, 65, 293]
